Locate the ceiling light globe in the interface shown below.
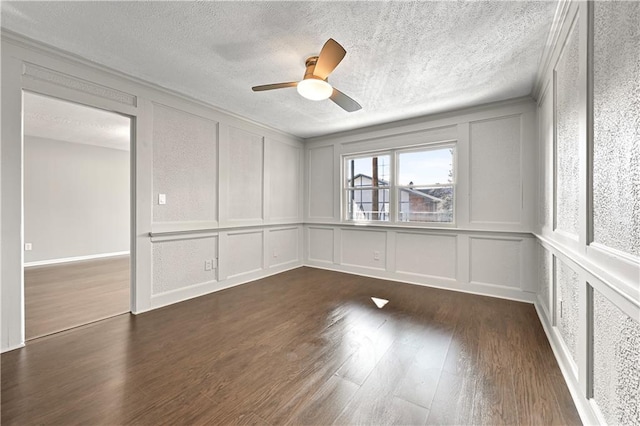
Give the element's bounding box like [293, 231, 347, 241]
[297, 78, 332, 101]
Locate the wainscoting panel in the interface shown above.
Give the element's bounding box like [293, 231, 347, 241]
[394, 232, 456, 280]
[152, 236, 218, 295]
[226, 230, 263, 279]
[592, 288, 640, 426]
[469, 236, 522, 289]
[306, 225, 536, 303]
[267, 227, 300, 268]
[340, 228, 387, 271]
[534, 4, 640, 423]
[307, 227, 334, 264]
[554, 257, 580, 368]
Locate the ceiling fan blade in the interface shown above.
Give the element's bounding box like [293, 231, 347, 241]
[313, 39, 346, 79]
[330, 88, 361, 112]
[252, 82, 298, 92]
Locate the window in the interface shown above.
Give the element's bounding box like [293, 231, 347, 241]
[344, 154, 391, 221]
[397, 147, 454, 223]
[344, 144, 455, 224]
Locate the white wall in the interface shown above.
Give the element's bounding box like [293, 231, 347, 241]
[304, 98, 538, 302]
[533, 1, 640, 424]
[1, 34, 304, 352]
[24, 136, 129, 264]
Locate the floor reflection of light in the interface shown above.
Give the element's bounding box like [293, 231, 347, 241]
[371, 297, 389, 309]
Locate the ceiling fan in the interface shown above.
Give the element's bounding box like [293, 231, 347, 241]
[252, 39, 362, 112]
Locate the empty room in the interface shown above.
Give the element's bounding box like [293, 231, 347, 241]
[1, 1, 638, 425]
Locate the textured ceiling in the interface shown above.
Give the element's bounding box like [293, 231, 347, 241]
[24, 92, 131, 151]
[2, 1, 556, 138]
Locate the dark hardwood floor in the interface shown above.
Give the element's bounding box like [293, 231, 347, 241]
[2, 267, 581, 425]
[24, 255, 130, 340]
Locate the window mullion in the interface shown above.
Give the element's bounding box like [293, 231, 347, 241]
[390, 149, 398, 223]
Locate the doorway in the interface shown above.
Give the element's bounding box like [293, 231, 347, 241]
[22, 91, 132, 340]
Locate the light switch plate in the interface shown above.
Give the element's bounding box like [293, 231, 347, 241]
[158, 194, 166, 205]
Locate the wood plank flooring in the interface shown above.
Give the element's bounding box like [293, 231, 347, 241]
[2, 267, 581, 425]
[24, 255, 130, 340]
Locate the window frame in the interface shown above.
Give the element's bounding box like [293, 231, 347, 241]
[342, 141, 457, 226]
[342, 150, 392, 223]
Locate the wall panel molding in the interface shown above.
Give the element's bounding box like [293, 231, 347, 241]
[1, 33, 304, 352]
[23, 62, 137, 106]
[305, 225, 537, 303]
[534, 1, 640, 423]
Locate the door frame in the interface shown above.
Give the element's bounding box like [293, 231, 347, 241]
[20, 88, 137, 338]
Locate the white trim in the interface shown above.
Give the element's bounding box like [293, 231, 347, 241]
[534, 301, 600, 425]
[305, 263, 536, 304]
[537, 233, 639, 309]
[144, 262, 302, 313]
[1, 343, 26, 354]
[24, 251, 129, 268]
[532, 0, 573, 101]
[306, 96, 535, 146]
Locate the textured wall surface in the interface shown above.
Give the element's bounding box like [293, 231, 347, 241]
[554, 21, 580, 236]
[307, 146, 334, 219]
[592, 2, 640, 257]
[469, 115, 522, 224]
[341, 229, 386, 270]
[152, 104, 217, 223]
[538, 243, 551, 314]
[538, 93, 553, 228]
[152, 237, 217, 294]
[227, 127, 263, 221]
[307, 227, 334, 263]
[268, 140, 300, 221]
[470, 237, 521, 288]
[226, 231, 263, 278]
[593, 289, 640, 426]
[555, 259, 579, 364]
[267, 227, 299, 268]
[395, 232, 456, 279]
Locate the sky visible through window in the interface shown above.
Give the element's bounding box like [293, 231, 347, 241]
[350, 148, 452, 186]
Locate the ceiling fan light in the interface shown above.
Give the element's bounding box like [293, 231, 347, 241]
[297, 78, 332, 101]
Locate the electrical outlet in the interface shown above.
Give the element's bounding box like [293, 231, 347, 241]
[204, 259, 213, 271]
[158, 193, 166, 205]
[373, 250, 380, 261]
[24, 243, 33, 251]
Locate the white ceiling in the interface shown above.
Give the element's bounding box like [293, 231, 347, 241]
[24, 92, 131, 151]
[2, 1, 556, 139]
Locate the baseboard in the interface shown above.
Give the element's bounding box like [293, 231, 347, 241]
[534, 301, 600, 425]
[24, 251, 130, 268]
[140, 262, 305, 313]
[1, 342, 25, 353]
[303, 262, 537, 304]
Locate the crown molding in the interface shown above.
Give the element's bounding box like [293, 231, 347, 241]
[0, 29, 303, 143]
[305, 95, 535, 145]
[531, 0, 573, 102]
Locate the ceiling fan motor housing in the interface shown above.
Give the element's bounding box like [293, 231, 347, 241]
[303, 56, 324, 81]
